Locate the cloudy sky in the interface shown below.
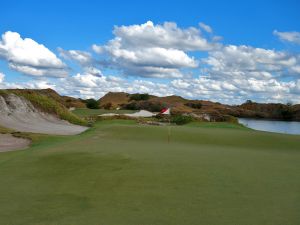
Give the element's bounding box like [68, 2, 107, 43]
[1, 0, 300, 104]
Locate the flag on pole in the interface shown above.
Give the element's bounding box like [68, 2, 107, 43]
[160, 108, 170, 115]
[160, 108, 171, 143]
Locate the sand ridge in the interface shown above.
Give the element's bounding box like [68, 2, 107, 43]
[0, 94, 87, 135]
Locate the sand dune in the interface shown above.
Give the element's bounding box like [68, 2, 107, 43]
[0, 94, 87, 135]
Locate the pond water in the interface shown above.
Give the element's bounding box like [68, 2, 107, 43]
[238, 118, 300, 135]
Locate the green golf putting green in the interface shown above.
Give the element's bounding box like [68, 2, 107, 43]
[0, 120, 299, 225]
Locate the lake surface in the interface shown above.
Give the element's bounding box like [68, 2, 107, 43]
[238, 118, 300, 135]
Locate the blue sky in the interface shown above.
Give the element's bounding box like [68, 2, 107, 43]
[2, 0, 300, 49]
[1, 0, 300, 103]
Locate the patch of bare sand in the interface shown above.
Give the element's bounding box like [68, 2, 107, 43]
[0, 134, 30, 152]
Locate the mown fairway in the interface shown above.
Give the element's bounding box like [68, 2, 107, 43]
[0, 120, 299, 225]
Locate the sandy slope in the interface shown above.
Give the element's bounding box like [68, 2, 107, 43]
[0, 94, 87, 135]
[0, 134, 30, 152]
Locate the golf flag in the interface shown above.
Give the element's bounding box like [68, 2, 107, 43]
[160, 108, 171, 143]
[160, 108, 170, 115]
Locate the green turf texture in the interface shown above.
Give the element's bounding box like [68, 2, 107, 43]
[0, 120, 299, 225]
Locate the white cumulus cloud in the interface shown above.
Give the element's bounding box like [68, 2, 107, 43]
[204, 45, 300, 80]
[273, 30, 300, 45]
[111, 21, 219, 51]
[0, 31, 68, 77]
[2, 23, 300, 104]
[92, 21, 220, 78]
[199, 22, 213, 33]
[58, 48, 93, 66]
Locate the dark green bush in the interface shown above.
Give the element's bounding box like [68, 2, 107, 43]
[185, 102, 202, 109]
[130, 93, 150, 101]
[122, 102, 139, 110]
[85, 99, 99, 109]
[141, 102, 165, 112]
[171, 115, 193, 125]
[122, 101, 166, 112]
[280, 105, 293, 120]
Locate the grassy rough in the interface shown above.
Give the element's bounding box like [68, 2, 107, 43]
[0, 89, 9, 97]
[0, 120, 299, 225]
[0, 125, 13, 134]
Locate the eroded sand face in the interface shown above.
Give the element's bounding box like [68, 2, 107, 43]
[0, 94, 87, 135]
[0, 134, 30, 152]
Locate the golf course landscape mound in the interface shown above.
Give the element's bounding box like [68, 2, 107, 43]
[0, 93, 87, 135]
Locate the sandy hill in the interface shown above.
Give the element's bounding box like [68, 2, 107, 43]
[0, 90, 87, 135]
[10, 88, 86, 109]
[98, 92, 131, 109]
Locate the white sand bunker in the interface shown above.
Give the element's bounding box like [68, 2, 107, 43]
[125, 110, 157, 117]
[0, 94, 87, 135]
[99, 110, 157, 118]
[0, 134, 30, 152]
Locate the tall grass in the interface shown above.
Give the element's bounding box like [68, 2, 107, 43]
[0, 89, 9, 97]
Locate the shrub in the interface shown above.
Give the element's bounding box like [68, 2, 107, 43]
[122, 102, 139, 110]
[171, 115, 193, 125]
[185, 102, 202, 109]
[122, 101, 166, 112]
[0, 90, 9, 97]
[280, 105, 293, 120]
[129, 93, 150, 101]
[140, 101, 165, 112]
[85, 99, 99, 109]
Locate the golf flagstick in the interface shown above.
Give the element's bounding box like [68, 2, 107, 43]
[168, 116, 171, 143]
[167, 108, 171, 143]
[160, 107, 171, 143]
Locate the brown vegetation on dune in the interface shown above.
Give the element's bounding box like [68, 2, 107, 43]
[98, 92, 130, 109]
[9, 88, 86, 108]
[98, 92, 300, 121]
[2, 89, 299, 122]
